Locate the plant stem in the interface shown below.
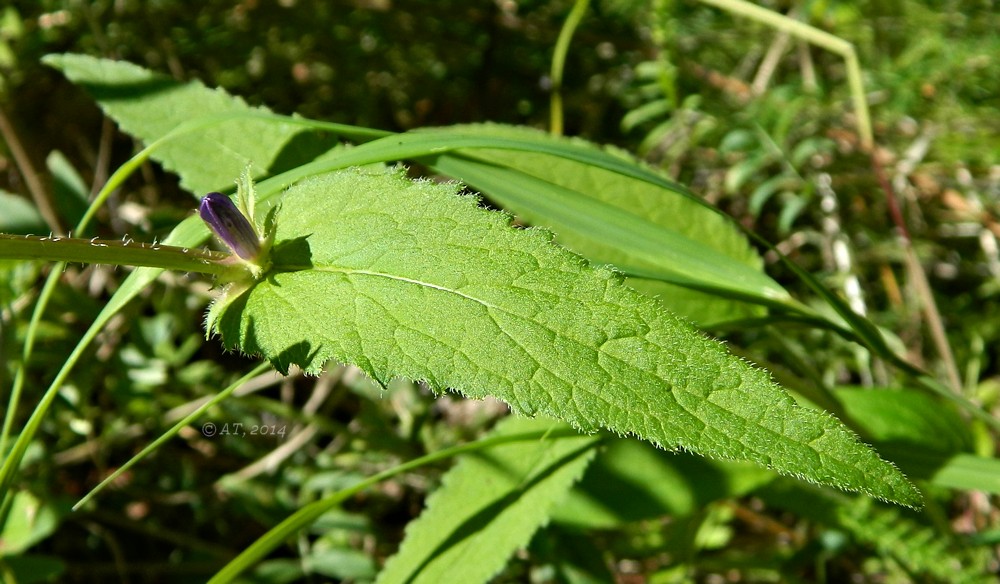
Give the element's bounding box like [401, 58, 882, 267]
[209, 427, 595, 583]
[0, 107, 61, 231]
[869, 153, 962, 395]
[1, 110, 316, 505]
[0, 234, 232, 275]
[697, 0, 873, 151]
[550, 0, 589, 136]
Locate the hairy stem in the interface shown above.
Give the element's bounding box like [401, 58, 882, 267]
[0, 234, 232, 275]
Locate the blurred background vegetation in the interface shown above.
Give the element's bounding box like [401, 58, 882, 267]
[1, 0, 998, 581]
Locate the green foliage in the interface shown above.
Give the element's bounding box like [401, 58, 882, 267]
[550, 439, 774, 529]
[760, 480, 995, 584]
[0, 491, 59, 556]
[208, 167, 918, 507]
[377, 417, 598, 584]
[41, 53, 332, 196]
[1, 2, 998, 583]
[716, 93, 837, 233]
[423, 123, 775, 325]
[0, 191, 44, 234]
[836, 386, 975, 455]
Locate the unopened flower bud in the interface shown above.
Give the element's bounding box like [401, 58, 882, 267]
[199, 192, 261, 261]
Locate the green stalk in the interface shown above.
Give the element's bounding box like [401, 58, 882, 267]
[73, 362, 272, 510]
[0, 108, 323, 501]
[0, 233, 237, 515]
[0, 234, 232, 274]
[0, 107, 333, 503]
[549, 0, 590, 136]
[208, 427, 593, 583]
[697, 0, 873, 150]
[0, 105, 390, 511]
[0, 115, 235, 502]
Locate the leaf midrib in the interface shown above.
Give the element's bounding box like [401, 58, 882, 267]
[292, 265, 854, 475]
[320, 267, 612, 418]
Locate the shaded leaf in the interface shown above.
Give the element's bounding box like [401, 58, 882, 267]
[42, 53, 334, 195]
[376, 417, 598, 584]
[836, 386, 975, 455]
[551, 439, 774, 529]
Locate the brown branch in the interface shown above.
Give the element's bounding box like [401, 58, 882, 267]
[871, 150, 962, 394]
[0, 106, 62, 232]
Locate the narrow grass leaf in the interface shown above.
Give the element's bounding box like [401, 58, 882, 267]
[419, 124, 784, 324]
[428, 153, 769, 324]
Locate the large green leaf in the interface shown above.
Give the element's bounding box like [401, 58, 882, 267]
[37, 54, 920, 508]
[210, 168, 920, 507]
[376, 417, 599, 584]
[42, 54, 292, 194]
[39, 54, 777, 328]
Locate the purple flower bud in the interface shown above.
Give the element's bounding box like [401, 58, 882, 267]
[199, 192, 261, 261]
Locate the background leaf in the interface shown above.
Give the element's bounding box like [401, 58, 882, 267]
[550, 439, 774, 529]
[376, 417, 598, 584]
[0, 491, 59, 556]
[836, 386, 975, 455]
[834, 387, 1000, 493]
[758, 480, 995, 584]
[46, 151, 89, 229]
[37, 55, 785, 329]
[0, 190, 45, 234]
[212, 168, 920, 507]
[41, 53, 347, 195]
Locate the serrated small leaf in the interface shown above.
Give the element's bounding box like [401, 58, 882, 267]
[724, 152, 774, 194]
[211, 168, 920, 507]
[621, 99, 672, 132]
[718, 129, 756, 154]
[759, 481, 995, 584]
[777, 192, 809, 234]
[791, 136, 834, 168]
[42, 53, 323, 195]
[748, 174, 794, 216]
[376, 417, 598, 584]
